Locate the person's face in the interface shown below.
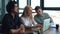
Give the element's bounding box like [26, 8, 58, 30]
[26, 8, 32, 16]
[36, 9, 42, 16]
[13, 4, 18, 13]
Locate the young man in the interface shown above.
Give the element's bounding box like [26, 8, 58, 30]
[2, 1, 25, 34]
[34, 6, 43, 34]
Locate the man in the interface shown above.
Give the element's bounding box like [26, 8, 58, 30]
[43, 13, 54, 23]
[2, 1, 25, 34]
[34, 6, 43, 34]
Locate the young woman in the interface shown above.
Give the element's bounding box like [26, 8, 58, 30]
[21, 5, 42, 34]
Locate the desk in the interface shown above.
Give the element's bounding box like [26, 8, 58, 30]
[25, 28, 38, 34]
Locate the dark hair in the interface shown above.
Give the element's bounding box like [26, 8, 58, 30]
[6, 1, 17, 13]
[35, 6, 42, 11]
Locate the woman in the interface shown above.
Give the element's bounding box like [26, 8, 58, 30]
[21, 5, 42, 34]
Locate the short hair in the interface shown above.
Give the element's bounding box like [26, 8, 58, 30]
[35, 6, 42, 11]
[6, 1, 17, 13]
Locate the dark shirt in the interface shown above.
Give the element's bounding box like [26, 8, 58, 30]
[2, 14, 23, 34]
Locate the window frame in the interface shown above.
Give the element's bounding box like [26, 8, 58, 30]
[0, 0, 2, 11]
[17, 0, 28, 14]
[43, 0, 60, 10]
[31, 0, 41, 9]
[15, 0, 60, 14]
[14, 0, 60, 26]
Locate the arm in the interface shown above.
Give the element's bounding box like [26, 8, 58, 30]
[34, 16, 43, 24]
[25, 26, 36, 28]
[10, 24, 25, 34]
[25, 26, 37, 32]
[25, 20, 42, 29]
[50, 17, 54, 23]
[33, 17, 43, 28]
[10, 29, 20, 34]
[2, 15, 25, 34]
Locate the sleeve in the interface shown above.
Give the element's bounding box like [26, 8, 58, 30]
[34, 16, 42, 24]
[16, 14, 23, 24]
[50, 17, 54, 23]
[18, 17, 23, 24]
[33, 19, 37, 25]
[18, 17, 24, 26]
[2, 15, 14, 30]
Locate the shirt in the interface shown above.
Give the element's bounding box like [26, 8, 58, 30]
[2, 13, 23, 34]
[21, 17, 38, 34]
[34, 14, 44, 25]
[43, 13, 54, 23]
[34, 14, 44, 34]
[21, 17, 37, 26]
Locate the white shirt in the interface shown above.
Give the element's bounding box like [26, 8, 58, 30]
[21, 17, 37, 26]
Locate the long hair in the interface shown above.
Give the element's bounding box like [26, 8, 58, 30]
[21, 5, 33, 20]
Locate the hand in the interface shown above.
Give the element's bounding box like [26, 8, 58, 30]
[19, 29, 25, 34]
[20, 24, 25, 29]
[19, 24, 25, 34]
[36, 24, 42, 28]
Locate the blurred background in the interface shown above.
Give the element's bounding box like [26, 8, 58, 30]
[0, 0, 60, 34]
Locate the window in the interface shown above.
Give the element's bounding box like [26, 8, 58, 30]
[19, 10, 23, 17]
[18, 0, 41, 17]
[31, 0, 40, 9]
[19, 0, 27, 8]
[0, 0, 1, 9]
[44, 0, 60, 7]
[19, 0, 27, 14]
[32, 10, 36, 12]
[32, 13, 37, 17]
[0, 11, 1, 15]
[19, 10, 23, 13]
[19, 14, 22, 17]
[15, 0, 17, 1]
[43, 10, 60, 26]
[5, 0, 9, 14]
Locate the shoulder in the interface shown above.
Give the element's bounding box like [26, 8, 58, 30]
[19, 17, 23, 20]
[2, 14, 10, 24]
[3, 14, 10, 19]
[20, 17, 25, 21]
[2, 14, 11, 21]
[34, 14, 37, 18]
[20, 17, 23, 19]
[34, 14, 37, 16]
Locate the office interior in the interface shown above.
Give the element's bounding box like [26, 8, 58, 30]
[0, 0, 60, 34]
